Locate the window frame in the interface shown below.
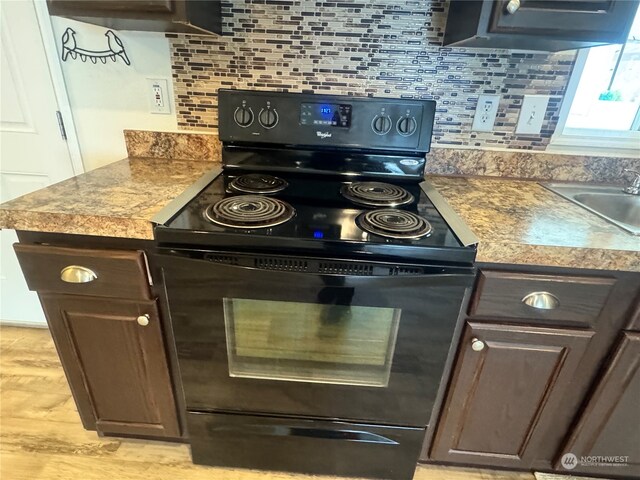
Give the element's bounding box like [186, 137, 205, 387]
[549, 48, 640, 158]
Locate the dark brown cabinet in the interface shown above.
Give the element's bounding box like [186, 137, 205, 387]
[430, 321, 593, 468]
[444, 0, 639, 51]
[557, 332, 640, 477]
[49, 1, 175, 13]
[471, 270, 615, 327]
[47, 0, 222, 35]
[425, 266, 640, 476]
[14, 244, 153, 301]
[40, 294, 180, 438]
[13, 242, 181, 440]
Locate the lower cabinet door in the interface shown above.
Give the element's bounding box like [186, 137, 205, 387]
[556, 332, 640, 478]
[40, 293, 180, 438]
[430, 321, 593, 469]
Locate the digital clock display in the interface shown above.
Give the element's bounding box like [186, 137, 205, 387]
[299, 103, 352, 128]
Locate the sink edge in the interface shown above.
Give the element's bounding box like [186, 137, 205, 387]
[540, 183, 640, 236]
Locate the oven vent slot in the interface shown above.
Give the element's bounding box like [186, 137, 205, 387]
[254, 257, 309, 272]
[390, 267, 423, 276]
[319, 263, 374, 275]
[204, 254, 239, 265]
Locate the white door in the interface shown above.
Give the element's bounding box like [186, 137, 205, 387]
[1, 0, 78, 325]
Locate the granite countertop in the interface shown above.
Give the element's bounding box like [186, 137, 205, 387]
[1, 158, 638, 271]
[0, 158, 214, 240]
[428, 176, 640, 272]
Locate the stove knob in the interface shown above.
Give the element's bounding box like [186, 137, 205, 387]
[397, 116, 417, 136]
[234, 106, 254, 127]
[259, 107, 279, 129]
[371, 114, 392, 135]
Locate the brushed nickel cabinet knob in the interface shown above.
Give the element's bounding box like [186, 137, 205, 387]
[471, 338, 485, 352]
[506, 0, 521, 14]
[137, 314, 150, 326]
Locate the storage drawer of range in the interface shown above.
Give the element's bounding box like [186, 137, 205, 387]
[187, 411, 424, 479]
[13, 244, 152, 300]
[470, 269, 616, 327]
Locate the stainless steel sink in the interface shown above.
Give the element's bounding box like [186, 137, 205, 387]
[542, 183, 640, 236]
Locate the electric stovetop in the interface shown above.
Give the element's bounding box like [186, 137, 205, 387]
[154, 171, 477, 265]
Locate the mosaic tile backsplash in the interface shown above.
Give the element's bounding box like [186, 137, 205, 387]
[168, 0, 577, 151]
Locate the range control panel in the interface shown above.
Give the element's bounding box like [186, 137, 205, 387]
[300, 103, 352, 127]
[218, 89, 436, 152]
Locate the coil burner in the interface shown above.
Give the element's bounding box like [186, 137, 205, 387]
[341, 182, 414, 207]
[205, 195, 295, 229]
[356, 209, 432, 239]
[229, 174, 288, 194]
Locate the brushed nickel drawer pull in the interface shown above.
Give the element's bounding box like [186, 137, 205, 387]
[471, 338, 485, 352]
[60, 265, 97, 283]
[137, 314, 150, 326]
[522, 291, 560, 310]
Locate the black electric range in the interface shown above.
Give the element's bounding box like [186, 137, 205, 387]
[152, 89, 478, 480]
[155, 88, 477, 264]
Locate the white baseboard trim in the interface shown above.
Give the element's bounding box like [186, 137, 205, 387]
[0, 319, 48, 328]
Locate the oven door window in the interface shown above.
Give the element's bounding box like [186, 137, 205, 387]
[224, 298, 401, 387]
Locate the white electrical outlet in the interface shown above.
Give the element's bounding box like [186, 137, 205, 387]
[516, 95, 550, 135]
[472, 95, 500, 132]
[146, 78, 171, 114]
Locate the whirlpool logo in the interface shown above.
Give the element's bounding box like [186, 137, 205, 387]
[316, 131, 332, 139]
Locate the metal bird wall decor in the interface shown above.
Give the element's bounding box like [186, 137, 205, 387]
[61, 27, 130, 65]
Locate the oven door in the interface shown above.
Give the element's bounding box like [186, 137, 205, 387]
[157, 249, 474, 427]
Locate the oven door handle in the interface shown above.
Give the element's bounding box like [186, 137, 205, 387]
[211, 423, 400, 445]
[156, 249, 475, 288]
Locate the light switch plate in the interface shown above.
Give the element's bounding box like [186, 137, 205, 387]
[516, 95, 550, 135]
[472, 95, 500, 132]
[146, 78, 171, 115]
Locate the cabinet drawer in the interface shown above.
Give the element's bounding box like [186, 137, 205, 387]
[470, 270, 615, 326]
[14, 244, 151, 300]
[187, 411, 424, 479]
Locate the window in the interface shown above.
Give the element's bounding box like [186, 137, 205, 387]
[223, 298, 401, 387]
[551, 8, 640, 154]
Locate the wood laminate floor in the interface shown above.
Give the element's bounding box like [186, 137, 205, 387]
[0, 325, 535, 480]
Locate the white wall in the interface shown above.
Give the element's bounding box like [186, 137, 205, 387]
[50, 17, 178, 171]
